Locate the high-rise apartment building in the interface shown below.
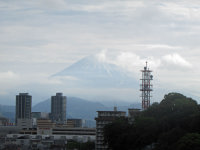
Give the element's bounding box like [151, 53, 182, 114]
[51, 93, 67, 124]
[15, 93, 32, 128]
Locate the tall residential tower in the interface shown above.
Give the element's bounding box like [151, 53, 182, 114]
[51, 93, 67, 124]
[15, 93, 32, 128]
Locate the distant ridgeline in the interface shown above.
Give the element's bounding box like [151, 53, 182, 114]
[0, 105, 15, 123]
[0, 97, 140, 127]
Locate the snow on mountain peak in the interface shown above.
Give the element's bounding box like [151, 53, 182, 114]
[52, 54, 138, 88]
[95, 50, 107, 63]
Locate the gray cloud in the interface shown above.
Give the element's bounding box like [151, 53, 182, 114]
[0, 0, 200, 103]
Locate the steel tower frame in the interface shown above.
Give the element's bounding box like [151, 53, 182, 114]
[140, 62, 153, 110]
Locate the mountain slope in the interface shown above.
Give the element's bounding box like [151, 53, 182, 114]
[32, 97, 107, 120]
[0, 97, 141, 126]
[32, 97, 141, 120]
[52, 55, 138, 88]
[0, 105, 15, 122]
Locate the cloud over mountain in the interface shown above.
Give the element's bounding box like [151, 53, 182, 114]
[52, 54, 138, 88]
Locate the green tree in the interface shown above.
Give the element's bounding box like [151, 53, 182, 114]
[103, 93, 200, 150]
[177, 133, 200, 150]
[66, 140, 95, 150]
[103, 117, 134, 150]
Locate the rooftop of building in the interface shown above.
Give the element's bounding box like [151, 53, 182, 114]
[19, 93, 30, 96]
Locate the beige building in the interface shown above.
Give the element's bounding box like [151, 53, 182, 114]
[37, 119, 55, 135]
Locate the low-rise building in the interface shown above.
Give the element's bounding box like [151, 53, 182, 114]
[95, 107, 126, 150]
[67, 119, 83, 128]
[17, 118, 32, 129]
[4, 126, 96, 150]
[0, 117, 9, 126]
[37, 119, 55, 135]
[32, 112, 50, 128]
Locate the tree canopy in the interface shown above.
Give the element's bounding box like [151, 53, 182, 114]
[103, 93, 200, 150]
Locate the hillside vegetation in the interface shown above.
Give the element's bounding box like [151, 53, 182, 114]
[104, 93, 200, 150]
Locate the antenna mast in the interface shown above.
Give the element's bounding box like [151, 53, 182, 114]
[140, 62, 153, 110]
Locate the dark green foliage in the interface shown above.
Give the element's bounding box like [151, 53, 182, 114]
[155, 127, 186, 150]
[103, 93, 200, 150]
[177, 133, 200, 150]
[66, 140, 95, 150]
[104, 117, 134, 150]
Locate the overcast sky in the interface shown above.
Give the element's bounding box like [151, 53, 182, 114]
[0, 0, 200, 105]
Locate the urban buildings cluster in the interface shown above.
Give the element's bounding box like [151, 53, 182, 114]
[0, 92, 141, 150]
[15, 93, 67, 129]
[15, 92, 67, 129]
[0, 92, 96, 150]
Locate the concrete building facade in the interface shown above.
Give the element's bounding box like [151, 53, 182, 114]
[67, 119, 83, 128]
[95, 107, 126, 150]
[17, 119, 32, 129]
[32, 112, 50, 128]
[15, 93, 32, 128]
[51, 93, 67, 124]
[37, 119, 55, 135]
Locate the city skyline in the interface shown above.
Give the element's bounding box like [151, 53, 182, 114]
[0, 0, 200, 105]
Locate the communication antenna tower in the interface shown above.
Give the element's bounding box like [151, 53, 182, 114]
[140, 62, 153, 110]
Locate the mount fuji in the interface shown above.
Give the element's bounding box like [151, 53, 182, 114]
[52, 55, 138, 88]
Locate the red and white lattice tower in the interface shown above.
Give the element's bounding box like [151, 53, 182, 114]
[140, 62, 153, 110]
